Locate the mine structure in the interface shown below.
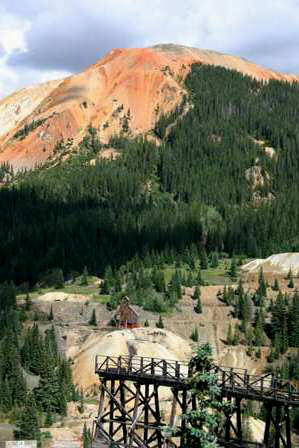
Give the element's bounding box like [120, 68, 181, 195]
[92, 355, 299, 448]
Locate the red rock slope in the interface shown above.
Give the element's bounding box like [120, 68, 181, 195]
[0, 44, 298, 170]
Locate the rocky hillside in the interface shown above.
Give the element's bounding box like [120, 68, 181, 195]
[242, 253, 299, 279]
[0, 44, 299, 170]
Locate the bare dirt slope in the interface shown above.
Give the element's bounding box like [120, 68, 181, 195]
[242, 252, 299, 277]
[1, 44, 299, 170]
[71, 327, 192, 393]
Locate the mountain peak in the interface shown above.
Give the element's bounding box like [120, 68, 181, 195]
[0, 45, 298, 170]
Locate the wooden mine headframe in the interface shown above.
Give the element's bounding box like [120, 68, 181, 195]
[92, 355, 299, 448]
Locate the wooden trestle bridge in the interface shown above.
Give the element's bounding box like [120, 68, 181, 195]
[92, 355, 299, 448]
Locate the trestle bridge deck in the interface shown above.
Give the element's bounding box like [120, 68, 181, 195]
[93, 355, 299, 448]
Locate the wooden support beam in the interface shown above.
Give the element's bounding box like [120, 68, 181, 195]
[120, 380, 128, 445]
[144, 383, 150, 443]
[225, 396, 232, 442]
[154, 384, 163, 448]
[236, 397, 242, 441]
[94, 381, 106, 439]
[129, 385, 140, 447]
[109, 380, 115, 438]
[275, 405, 281, 448]
[94, 356, 299, 448]
[263, 403, 272, 448]
[180, 390, 187, 436]
[285, 405, 292, 448]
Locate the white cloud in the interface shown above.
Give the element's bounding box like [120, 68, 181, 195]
[0, 0, 299, 99]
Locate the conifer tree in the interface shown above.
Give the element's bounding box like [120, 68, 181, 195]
[186, 270, 193, 287]
[288, 269, 294, 288]
[82, 422, 91, 448]
[25, 292, 32, 311]
[1, 331, 27, 404]
[229, 258, 237, 280]
[100, 279, 110, 295]
[78, 388, 85, 414]
[273, 333, 281, 359]
[182, 343, 231, 447]
[200, 248, 208, 270]
[289, 292, 299, 347]
[281, 313, 289, 354]
[257, 268, 267, 297]
[194, 286, 202, 314]
[144, 320, 149, 327]
[226, 322, 234, 345]
[0, 378, 12, 412]
[54, 269, 64, 289]
[246, 326, 255, 355]
[48, 304, 54, 321]
[190, 327, 199, 342]
[89, 309, 97, 326]
[151, 266, 165, 292]
[196, 268, 203, 285]
[273, 278, 280, 291]
[156, 315, 164, 329]
[210, 251, 219, 268]
[169, 270, 182, 301]
[81, 266, 89, 286]
[254, 310, 265, 347]
[187, 252, 196, 271]
[45, 410, 53, 427]
[58, 358, 75, 400]
[15, 393, 40, 441]
[58, 382, 67, 416]
[233, 324, 241, 345]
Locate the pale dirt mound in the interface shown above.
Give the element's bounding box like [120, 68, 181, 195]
[1, 44, 299, 169]
[71, 327, 192, 393]
[242, 253, 299, 276]
[248, 417, 266, 443]
[37, 292, 89, 303]
[230, 416, 265, 443]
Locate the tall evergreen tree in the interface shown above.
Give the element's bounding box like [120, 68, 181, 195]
[15, 393, 40, 441]
[156, 315, 164, 329]
[200, 248, 208, 270]
[182, 343, 231, 447]
[81, 266, 89, 286]
[194, 286, 202, 314]
[88, 309, 97, 326]
[190, 327, 199, 342]
[226, 322, 234, 345]
[82, 422, 91, 448]
[257, 268, 267, 297]
[210, 251, 219, 268]
[48, 305, 54, 321]
[229, 258, 237, 280]
[289, 292, 299, 347]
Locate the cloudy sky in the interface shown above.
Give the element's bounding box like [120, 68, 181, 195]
[0, 0, 299, 99]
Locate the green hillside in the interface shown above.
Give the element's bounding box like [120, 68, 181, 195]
[1, 64, 299, 285]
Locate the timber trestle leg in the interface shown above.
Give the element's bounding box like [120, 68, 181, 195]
[263, 404, 292, 448]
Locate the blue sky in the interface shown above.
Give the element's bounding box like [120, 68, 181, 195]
[0, 0, 299, 98]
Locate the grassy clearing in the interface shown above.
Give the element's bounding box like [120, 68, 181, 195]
[163, 258, 241, 286]
[91, 294, 110, 304]
[16, 259, 245, 305]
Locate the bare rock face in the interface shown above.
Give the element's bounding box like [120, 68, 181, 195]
[0, 44, 298, 170]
